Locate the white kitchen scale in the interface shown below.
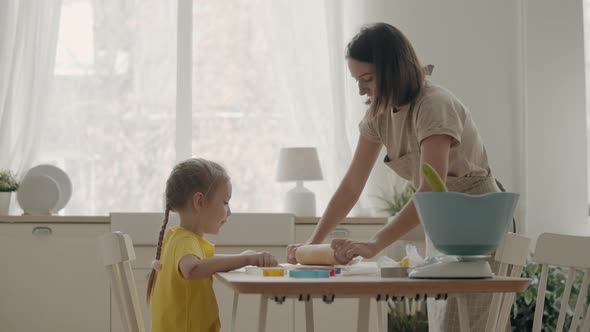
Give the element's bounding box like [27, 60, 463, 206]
[408, 180, 519, 279]
[409, 255, 493, 279]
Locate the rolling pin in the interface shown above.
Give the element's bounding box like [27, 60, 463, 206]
[295, 244, 338, 265]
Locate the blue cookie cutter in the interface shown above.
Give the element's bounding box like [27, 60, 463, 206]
[289, 270, 331, 278]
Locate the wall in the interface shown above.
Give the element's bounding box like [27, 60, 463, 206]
[524, 0, 588, 239]
[340, 0, 589, 240]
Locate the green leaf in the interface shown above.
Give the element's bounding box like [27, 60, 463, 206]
[0, 169, 19, 191]
[373, 185, 416, 216]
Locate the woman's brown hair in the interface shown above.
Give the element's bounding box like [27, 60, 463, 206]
[347, 22, 425, 118]
[146, 158, 229, 303]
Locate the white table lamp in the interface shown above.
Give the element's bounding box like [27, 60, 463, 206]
[276, 147, 323, 216]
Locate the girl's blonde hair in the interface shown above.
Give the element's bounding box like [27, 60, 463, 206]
[146, 158, 229, 303]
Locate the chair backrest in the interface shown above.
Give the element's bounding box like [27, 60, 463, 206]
[99, 231, 145, 332]
[532, 232, 590, 332]
[485, 232, 531, 332]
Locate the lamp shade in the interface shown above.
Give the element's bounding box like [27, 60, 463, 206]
[276, 147, 323, 182]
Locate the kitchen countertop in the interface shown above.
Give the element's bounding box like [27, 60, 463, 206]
[0, 215, 387, 225]
[0, 214, 425, 244]
[0, 215, 110, 223]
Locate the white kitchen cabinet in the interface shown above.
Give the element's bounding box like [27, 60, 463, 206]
[0, 213, 413, 331]
[0, 221, 111, 332]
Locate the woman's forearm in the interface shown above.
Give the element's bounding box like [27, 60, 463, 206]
[369, 199, 421, 254]
[308, 181, 362, 244]
[305, 135, 381, 245]
[188, 254, 248, 279]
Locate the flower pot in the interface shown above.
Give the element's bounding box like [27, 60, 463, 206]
[0, 191, 12, 215]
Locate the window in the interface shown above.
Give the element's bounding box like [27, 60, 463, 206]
[585, 0, 590, 211]
[41, 0, 337, 215]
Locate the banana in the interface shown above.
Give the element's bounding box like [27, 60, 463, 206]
[421, 162, 448, 192]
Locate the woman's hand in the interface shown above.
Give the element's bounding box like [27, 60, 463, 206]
[243, 251, 278, 267]
[286, 243, 304, 264]
[331, 239, 378, 264]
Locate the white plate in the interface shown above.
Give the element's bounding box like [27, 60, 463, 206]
[17, 175, 61, 215]
[25, 164, 72, 212]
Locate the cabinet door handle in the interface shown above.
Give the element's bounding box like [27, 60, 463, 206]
[329, 228, 349, 238]
[32, 226, 52, 235]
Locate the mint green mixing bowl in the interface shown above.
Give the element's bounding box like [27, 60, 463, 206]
[412, 192, 519, 256]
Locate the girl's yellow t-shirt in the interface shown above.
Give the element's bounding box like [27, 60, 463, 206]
[151, 226, 220, 332]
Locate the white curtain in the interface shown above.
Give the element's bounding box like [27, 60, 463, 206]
[257, 0, 349, 212]
[255, 0, 394, 215]
[0, 0, 62, 177]
[27, 0, 398, 215]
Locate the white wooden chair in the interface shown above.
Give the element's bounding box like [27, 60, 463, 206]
[99, 231, 145, 332]
[531, 232, 590, 332]
[485, 232, 532, 332]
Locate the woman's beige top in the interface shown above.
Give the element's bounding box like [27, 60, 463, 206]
[360, 81, 502, 331]
[359, 80, 491, 189]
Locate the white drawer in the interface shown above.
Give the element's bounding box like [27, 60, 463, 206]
[294, 224, 383, 243]
[215, 246, 287, 261]
[131, 246, 157, 269]
[111, 212, 294, 246]
[207, 213, 294, 245]
[130, 245, 289, 269]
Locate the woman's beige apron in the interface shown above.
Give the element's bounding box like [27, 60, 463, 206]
[384, 103, 504, 332]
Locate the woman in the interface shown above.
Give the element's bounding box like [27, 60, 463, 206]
[287, 22, 504, 331]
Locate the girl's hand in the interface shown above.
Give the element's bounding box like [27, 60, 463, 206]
[331, 239, 377, 264]
[245, 251, 278, 267]
[286, 243, 304, 264]
[240, 249, 257, 256]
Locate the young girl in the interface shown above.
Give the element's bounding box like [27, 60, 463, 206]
[147, 158, 277, 332]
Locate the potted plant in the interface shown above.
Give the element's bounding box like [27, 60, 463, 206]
[0, 169, 19, 215]
[511, 261, 590, 330]
[375, 184, 429, 331]
[375, 184, 416, 216]
[388, 300, 428, 332]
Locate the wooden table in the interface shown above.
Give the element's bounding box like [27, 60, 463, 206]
[215, 264, 530, 332]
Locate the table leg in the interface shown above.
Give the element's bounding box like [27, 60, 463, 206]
[230, 291, 239, 332]
[376, 299, 387, 332]
[484, 293, 501, 332]
[497, 292, 516, 332]
[357, 296, 370, 332]
[304, 297, 314, 332]
[457, 296, 471, 332]
[258, 295, 268, 332]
